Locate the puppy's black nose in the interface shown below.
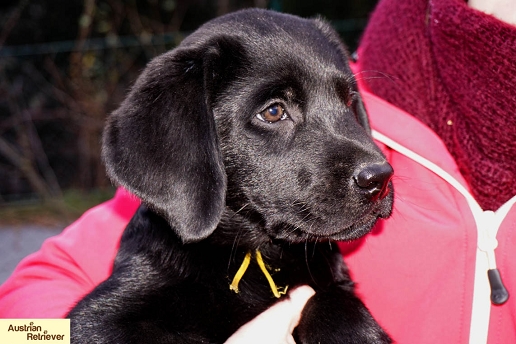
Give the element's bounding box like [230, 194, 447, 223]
[354, 162, 393, 201]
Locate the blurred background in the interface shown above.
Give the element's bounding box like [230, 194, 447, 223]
[0, 0, 378, 282]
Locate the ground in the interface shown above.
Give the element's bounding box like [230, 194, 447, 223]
[0, 189, 115, 284]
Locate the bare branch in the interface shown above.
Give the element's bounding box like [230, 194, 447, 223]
[0, 133, 54, 200]
[0, 0, 30, 47]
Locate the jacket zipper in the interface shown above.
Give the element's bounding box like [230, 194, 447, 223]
[372, 130, 513, 344]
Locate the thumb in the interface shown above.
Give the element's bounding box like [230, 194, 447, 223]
[285, 286, 317, 333]
[225, 286, 315, 344]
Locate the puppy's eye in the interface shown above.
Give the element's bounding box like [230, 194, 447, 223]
[347, 91, 358, 107]
[256, 104, 288, 123]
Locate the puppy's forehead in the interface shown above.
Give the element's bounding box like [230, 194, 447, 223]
[187, 9, 350, 72]
[205, 9, 325, 40]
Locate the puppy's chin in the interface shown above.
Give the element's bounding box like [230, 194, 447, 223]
[269, 194, 393, 243]
[326, 215, 383, 242]
[270, 214, 378, 243]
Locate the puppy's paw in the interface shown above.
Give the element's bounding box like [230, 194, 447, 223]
[296, 317, 392, 344]
[295, 289, 392, 344]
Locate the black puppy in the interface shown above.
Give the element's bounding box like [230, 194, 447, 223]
[68, 9, 394, 344]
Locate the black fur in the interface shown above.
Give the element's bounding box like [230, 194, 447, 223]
[68, 9, 393, 343]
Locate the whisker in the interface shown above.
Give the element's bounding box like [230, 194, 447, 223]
[353, 70, 397, 85]
[234, 203, 249, 215]
[312, 238, 318, 259]
[227, 205, 250, 272]
[305, 239, 317, 285]
[228, 229, 243, 272]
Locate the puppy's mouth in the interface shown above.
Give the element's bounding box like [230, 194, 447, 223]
[320, 211, 385, 241]
[268, 196, 392, 243]
[269, 217, 377, 243]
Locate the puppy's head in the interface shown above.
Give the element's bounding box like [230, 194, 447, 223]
[102, 9, 393, 243]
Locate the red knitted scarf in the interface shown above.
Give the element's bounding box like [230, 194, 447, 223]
[359, 0, 516, 210]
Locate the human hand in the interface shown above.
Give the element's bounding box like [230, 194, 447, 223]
[225, 286, 316, 344]
[468, 0, 516, 25]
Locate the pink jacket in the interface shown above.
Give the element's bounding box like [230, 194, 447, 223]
[0, 78, 514, 344]
[340, 69, 516, 343]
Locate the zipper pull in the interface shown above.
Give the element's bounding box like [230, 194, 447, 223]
[479, 210, 509, 305]
[488, 269, 509, 305]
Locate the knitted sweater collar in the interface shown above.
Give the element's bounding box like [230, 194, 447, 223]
[358, 0, 516, 210]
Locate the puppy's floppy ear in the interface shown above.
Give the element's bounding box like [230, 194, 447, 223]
[102, 44, 227, 243]
[353, 93, 372, 134]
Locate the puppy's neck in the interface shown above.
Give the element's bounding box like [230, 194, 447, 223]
[207, 206, 273, 249]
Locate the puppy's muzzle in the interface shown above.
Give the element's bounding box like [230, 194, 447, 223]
[353, 162, 393, 201]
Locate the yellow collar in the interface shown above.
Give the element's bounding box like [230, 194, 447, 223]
[229, 250, 288, 298]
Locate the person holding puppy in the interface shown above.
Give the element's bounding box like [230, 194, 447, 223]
[0, 0, 514, 343]
[334, 0, 516, 343]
